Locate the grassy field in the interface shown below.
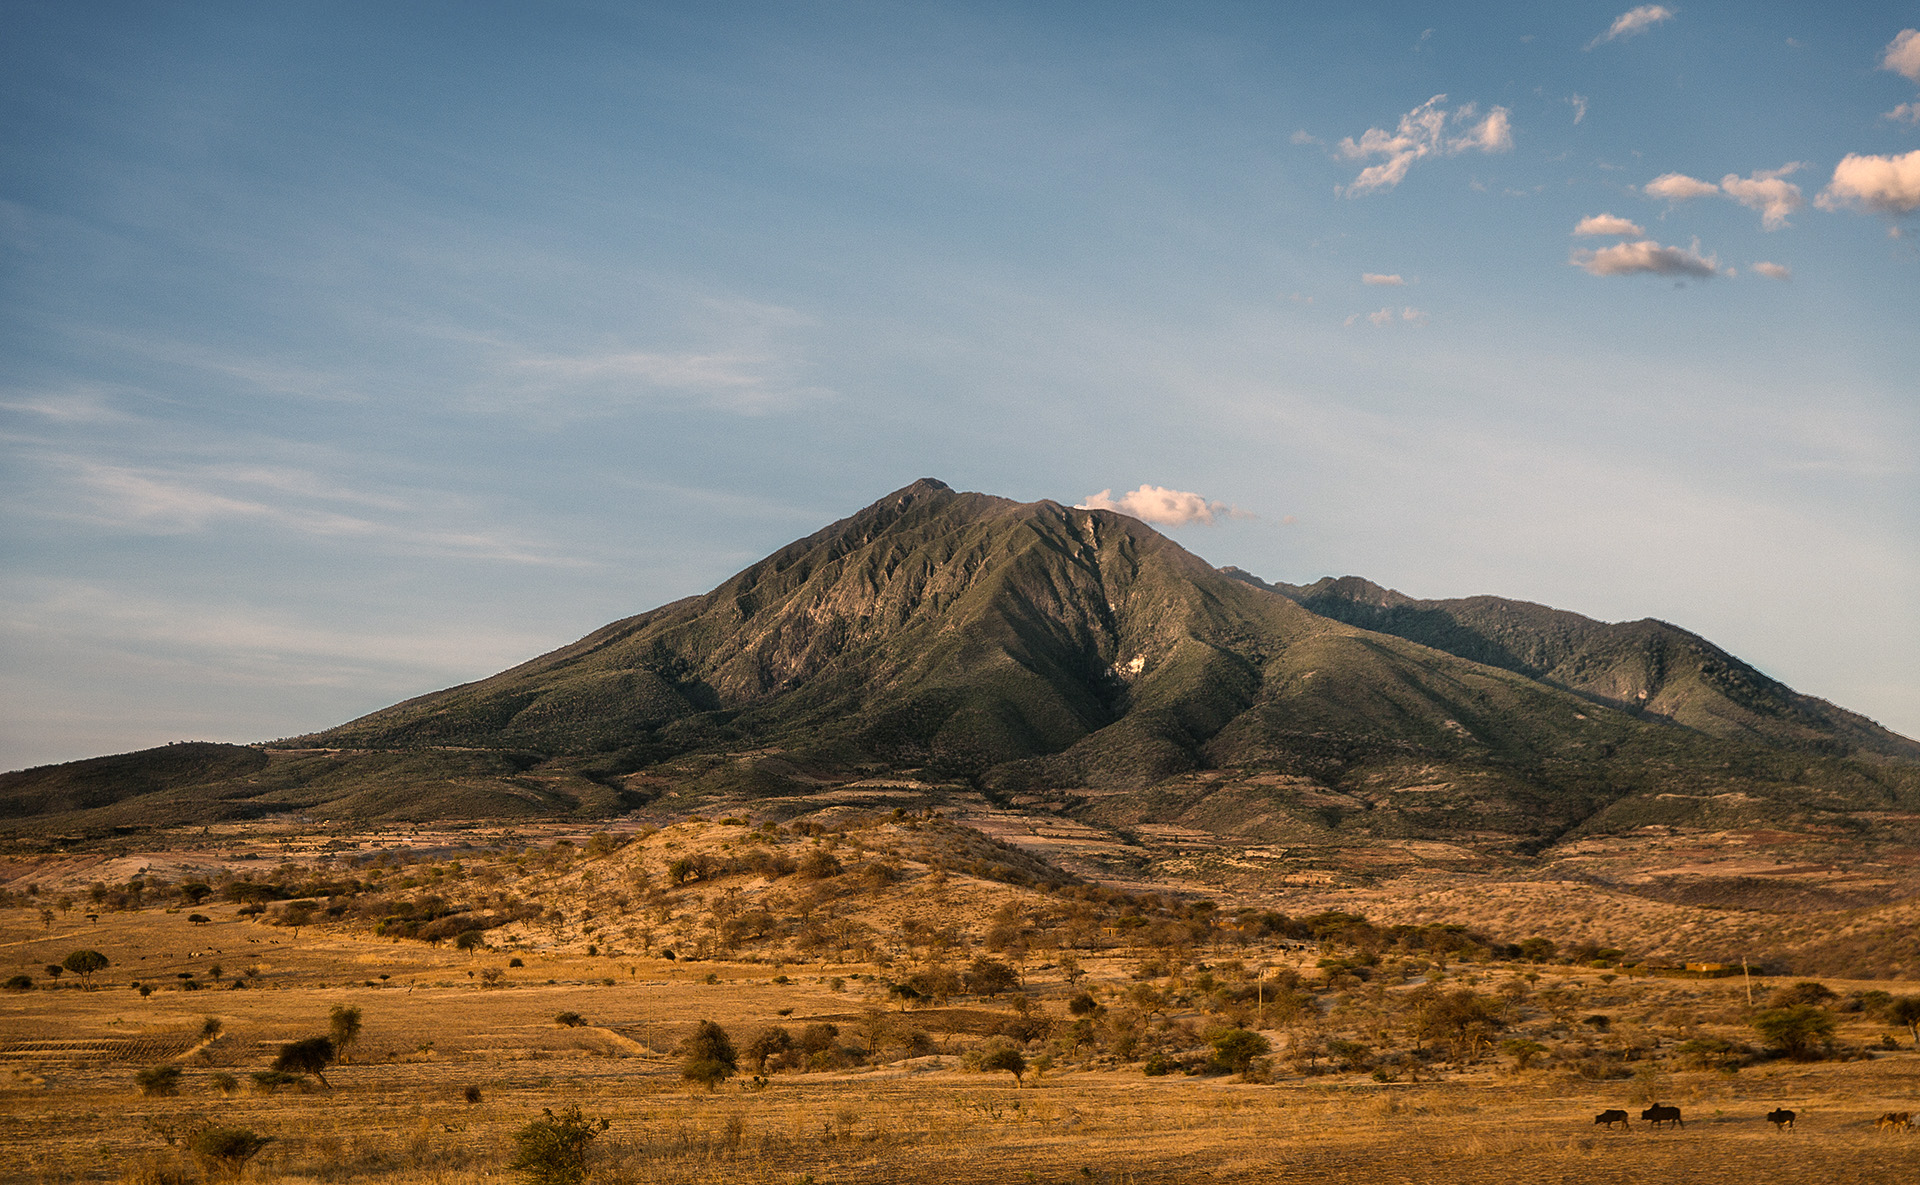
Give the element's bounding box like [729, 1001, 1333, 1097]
[3, 898, 1919, 1185]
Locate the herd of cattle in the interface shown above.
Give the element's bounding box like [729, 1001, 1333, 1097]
[1591, 1105, 1915, 1131]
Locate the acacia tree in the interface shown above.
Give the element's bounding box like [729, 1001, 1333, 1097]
[274, 1035, 337, 1088]
[62, 949, 109, 988]
[978, 1041, 1027, 1087]
[1752, 1005, 1835, 1061]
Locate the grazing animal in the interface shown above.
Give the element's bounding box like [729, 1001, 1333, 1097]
[1640, 1103, 1684, 1129]
[1594, 1109, 1630, 1129]
[1766, 1108, 1796, 1130]
[1877, 1111, 1912, 1131]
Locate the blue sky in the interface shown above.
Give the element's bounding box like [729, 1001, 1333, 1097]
[3, 1, 1917, 770]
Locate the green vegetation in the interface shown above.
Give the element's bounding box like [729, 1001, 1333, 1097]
[272, 1035, 337, 1088]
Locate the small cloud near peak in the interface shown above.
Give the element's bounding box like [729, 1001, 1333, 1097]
[1643, 172, 1719, 202]
[1077, 485, 1248, 527]
[1591, 6, 1674, 48]
[1362, 273, 1406, 286]
[1752, 261, 1792, 280]
[1570, 238, 1722, 278]
[1573, 213, 1645, 236]
[1883, 29, 1920, 82]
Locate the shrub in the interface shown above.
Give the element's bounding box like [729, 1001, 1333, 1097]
[135, 1065, 182, 1096]
[3, 975, 29, 992]
[249, 1070, 304, 1094]
[509, 957, 525, 968]
[465, 1084, 484, 1104]
[209, 1072, 238, 1095]
[681, 1020, 737, 1089]
[1769, 981, 1837, 1008]
[1067, 990, 1098, 1016]
[1752, 1005, 1836, 1060]
[329, 1005, 362, 1063]
[508, 1104, 608, 1185]
[188, 1126, 274, 1178]
[554, 1011, 586, 1028]
[1209, 1028, 1272, 1075]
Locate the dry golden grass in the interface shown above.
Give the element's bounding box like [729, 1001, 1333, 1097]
[5, 901, 1920, 1185]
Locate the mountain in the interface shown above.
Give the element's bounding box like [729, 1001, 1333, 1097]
[1219, 570, 1920, 762]
[4, 479, 1917, 845]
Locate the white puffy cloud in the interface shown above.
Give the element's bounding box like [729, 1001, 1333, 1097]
[1077, 485, 1246, 526]
[1592, 5, 1674, 47]
[1815, 150, 1920, 216]
[1337, 95, 1513, 195]
[1570, 239, 1723, 278]
[1573, 213, 1645, 237]
[1362, 273, 1406, 286]
[1752, 261, 1792, 280]
[1883, 29, 1920, 82]
[1719, 164, 1805, 230]
[1643, 173, 1720, 202]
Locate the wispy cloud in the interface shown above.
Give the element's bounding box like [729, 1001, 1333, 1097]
[1076, 484, 1248, 526]
[1570, 239, 1722, 278]
[1572, 213, 1645, 236]
[1643, 172, 1720, 202]
[45, 459, 584, 566]
[1590, 5, 1675, 49]
[1752, 261, 1792, 280]
[1346, 306, 1429, 327]
[1568, 94, 1589, 124]
[1887, 102, 1920, 124]
[1720, 163, 1805, 230]
[1362, 273, 1406, 286]
[1815, 150, 1920, 217]
[1336, 95, 1513, 195]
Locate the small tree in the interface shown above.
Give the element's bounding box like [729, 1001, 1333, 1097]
[329, 1005, 363, 1064]
[681, 1020, 737, 1089]
[967, 957, 1019, 998]
[979, 1041, 1027, 1087]
[62, 949, 109, 987]
[1751, 1005, 1836, 1060]
[1888, 996, 1920, 1048]
[1209, 1028, 1271, 1076]
[456, 930, 487, 955]
[273, 1035, 337, 1088]
[508, 1104, 608, 1185]
[746, 1025, 793, 1073]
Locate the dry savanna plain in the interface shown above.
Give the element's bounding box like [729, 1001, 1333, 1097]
[2, 809, 1918, 1185]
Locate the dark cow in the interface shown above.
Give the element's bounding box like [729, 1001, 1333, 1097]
[1878, 1111, 1913, 1132]
[1593, 1109, 1630, 1129]
[1766, 1108, 1796, 1130]
[1641, 1103, 1684, 1129]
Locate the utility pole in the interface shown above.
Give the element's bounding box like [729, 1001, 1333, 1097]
[1742, 957, 1753, 1006]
